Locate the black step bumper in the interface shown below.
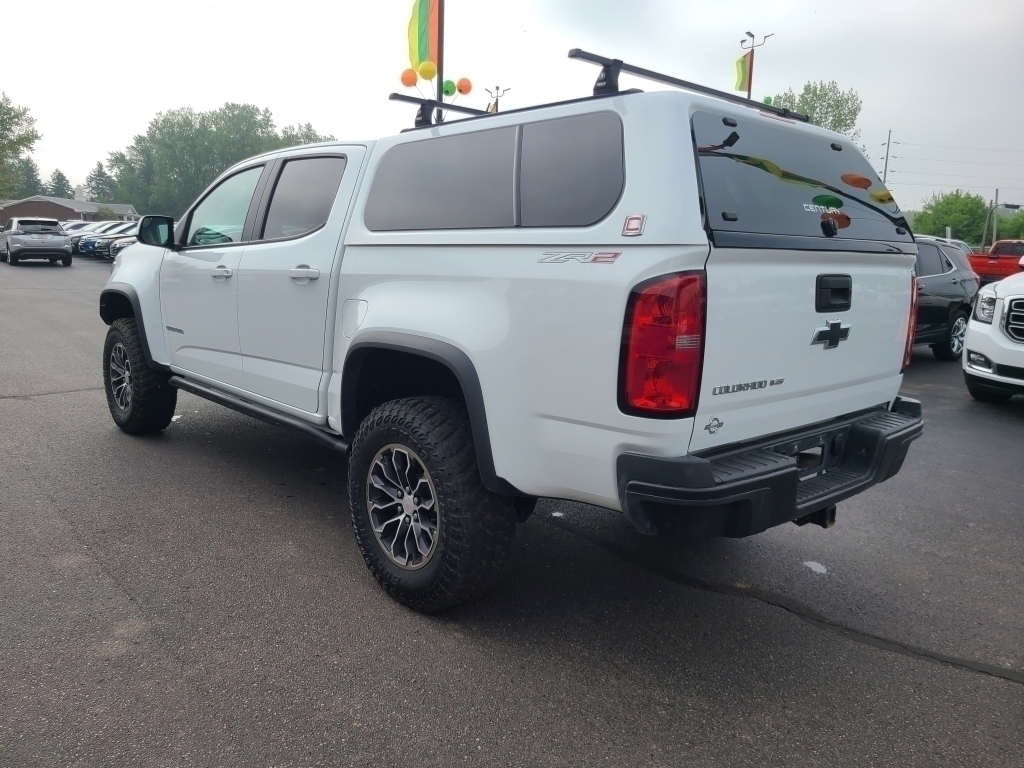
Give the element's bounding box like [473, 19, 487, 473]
[616, 398, 923, 538]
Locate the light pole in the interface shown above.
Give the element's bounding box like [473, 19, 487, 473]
[980, 190, 1021, 250]
[739, 31, 774, 101]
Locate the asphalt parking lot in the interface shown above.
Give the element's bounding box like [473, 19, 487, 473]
[2, 258, 1022, 767]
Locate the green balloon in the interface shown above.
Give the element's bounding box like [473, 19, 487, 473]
[443, 79, 456, 97]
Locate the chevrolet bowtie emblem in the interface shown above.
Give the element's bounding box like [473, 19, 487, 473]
[811, 320, 851, 349]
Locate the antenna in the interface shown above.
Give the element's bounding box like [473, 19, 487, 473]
[568, 48, 807, 122]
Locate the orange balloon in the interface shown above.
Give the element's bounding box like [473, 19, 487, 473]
[457, 78, 472, 95]
[401, 69, 418, 88]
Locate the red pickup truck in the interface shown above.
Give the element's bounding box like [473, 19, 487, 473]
[968, 240, 1024, 283]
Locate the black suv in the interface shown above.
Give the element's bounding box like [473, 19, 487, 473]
[913, 236, 980, 361]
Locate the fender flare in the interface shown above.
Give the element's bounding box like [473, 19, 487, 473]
[342, 331, 524, 497]
[99, 284, 169, 372]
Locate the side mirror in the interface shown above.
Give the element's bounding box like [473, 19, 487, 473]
[137, 216, 176, 248]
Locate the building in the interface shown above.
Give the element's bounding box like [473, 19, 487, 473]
[0, 196, 139, 222]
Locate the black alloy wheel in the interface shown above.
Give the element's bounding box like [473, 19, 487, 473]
[102, 318, 177, 434]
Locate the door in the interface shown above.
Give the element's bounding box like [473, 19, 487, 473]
[160, 165, 265, 388]
[988, 242, 1024, 280]
[237, 151, 360, 412]
[914, 242, 960, 341]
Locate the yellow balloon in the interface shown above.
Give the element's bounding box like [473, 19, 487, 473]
[417, 61, 437, 80]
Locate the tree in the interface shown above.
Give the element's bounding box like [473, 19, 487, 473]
[85, 161, 116, 202]
[94, 205, 119, 221]
[772, 81, 863, 141]
[44, 169, 73, 199]
[108, 103, 334, 217]
[10, 156, 43, 198]
[995, 211, 1024, 241]
[911, 190, 988, 244]
[280, 123, 336, 148]
[0, 93, 41, 199]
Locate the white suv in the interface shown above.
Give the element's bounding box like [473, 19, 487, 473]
[98, 52, 923, 611]
[963, 271, 1024, 402]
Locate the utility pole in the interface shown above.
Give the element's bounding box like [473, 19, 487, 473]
[882, 129, 892, 184]
[993, 188, 999, 244]
[740, 31, 774, 101]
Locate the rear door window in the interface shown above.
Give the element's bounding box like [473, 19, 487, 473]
[915, 243, 944, 277]
[261, 157, 347, 240]
[691, 111, 910, 243]
[991, 242, 1024, 257]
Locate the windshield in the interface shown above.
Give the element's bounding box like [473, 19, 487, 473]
[692, 110, 911, 243]
[991, 242, 1024, 256]
[20, 220, 62, 232]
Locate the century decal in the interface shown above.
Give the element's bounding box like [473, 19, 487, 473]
[802, 203, 841, 215]
[712, 378, 785, 396]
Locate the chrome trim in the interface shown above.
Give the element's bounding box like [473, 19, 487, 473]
[1006, 298, 1024, 343]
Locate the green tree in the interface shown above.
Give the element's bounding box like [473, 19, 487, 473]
[995, 211, 1024, 241]
[44, 168, 73, 199]
[772, 81, 863, 140]
[85, 161, 116, 202]
[94, 205, 119, 221]
[0, 93, 41, 198]
[911, 190, 988, 244]
[280, 123, 336, 148]
[11, 156, 43, 198]
[108, 103, 334, 217]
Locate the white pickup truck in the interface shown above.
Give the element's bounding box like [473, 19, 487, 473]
[99, 53, 923, 611]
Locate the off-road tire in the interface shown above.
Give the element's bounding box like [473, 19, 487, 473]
[348, 396, 517, 613]
[61, 255, 72, 267]
[103, 318, 177, 434]
[966, 379, 1012, 404]
[932, 310, 968, 361]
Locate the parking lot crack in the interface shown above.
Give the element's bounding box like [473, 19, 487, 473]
[544, 516, 1024, 687]
[0, 386, 104, 400]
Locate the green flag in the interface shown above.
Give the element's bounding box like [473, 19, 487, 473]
[735, 51, 752, 93]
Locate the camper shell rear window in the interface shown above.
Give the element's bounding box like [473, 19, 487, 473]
[691, 111, 911, 244]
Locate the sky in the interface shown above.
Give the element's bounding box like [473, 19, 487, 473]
[6, 0, 1023, 210]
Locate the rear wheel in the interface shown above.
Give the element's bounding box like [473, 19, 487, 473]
[348, 396, 518, 613]
[7, 246, 17, 265]
[61, 255, 72, 267]
[932, 311, 968, 361]
[103, 318, 177, 434]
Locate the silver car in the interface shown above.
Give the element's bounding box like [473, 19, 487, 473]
[1, 218, 73, 266]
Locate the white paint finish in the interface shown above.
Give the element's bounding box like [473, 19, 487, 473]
[237, 147, 366, 414]
[159, 245, 246, 388]
[341, 300, 368, 338]
[963, 287, 1024, 383]
[335, 244, 707, 509]
[107, 242, 170, 366]
[804, 561, 828, 575]
[688, 247, 915, 452]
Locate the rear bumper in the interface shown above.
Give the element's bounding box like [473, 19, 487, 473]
[616, 398, 923, 538]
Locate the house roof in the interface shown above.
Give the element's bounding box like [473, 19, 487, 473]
[0, 196, 139, 215]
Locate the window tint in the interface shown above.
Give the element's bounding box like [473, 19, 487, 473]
[262, 157, 347, 240]
[21, 219, 61, 230]
[186, 166, 263, 246]
[364, 127, 516, 231]
[915, 243, 944, 277]
[692, 111, 910, 243]
[519, 112, 624, 227]
[991, 242, 1024, 257]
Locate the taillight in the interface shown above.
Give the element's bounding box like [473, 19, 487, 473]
[901, 275, 918, 372]
[620, 271, 706, 416]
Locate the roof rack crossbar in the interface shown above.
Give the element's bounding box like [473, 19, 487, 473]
[568, 49, 809, 123]
[389, 93, 488, 128]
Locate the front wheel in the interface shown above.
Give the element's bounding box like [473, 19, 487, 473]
[103, 318, 177, 434]
[348, 397, 518, 613]
[933, 311, 968, 361]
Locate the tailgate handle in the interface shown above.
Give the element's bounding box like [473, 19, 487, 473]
[816, 275, 852, 313]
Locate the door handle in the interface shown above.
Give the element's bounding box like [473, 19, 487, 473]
[289, 267, 320, 281]
[210, 266, 232, 278]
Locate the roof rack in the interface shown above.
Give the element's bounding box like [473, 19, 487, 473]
[568, 49, 809, 123]
[389, 93, 487, 128]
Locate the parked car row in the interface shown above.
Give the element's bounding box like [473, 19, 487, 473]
[67, 220, 138, 259]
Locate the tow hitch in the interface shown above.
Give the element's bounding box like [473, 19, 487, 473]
[794, 504, 837, 529]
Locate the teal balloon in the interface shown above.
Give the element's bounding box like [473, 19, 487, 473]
[442, 79, 457, 97]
